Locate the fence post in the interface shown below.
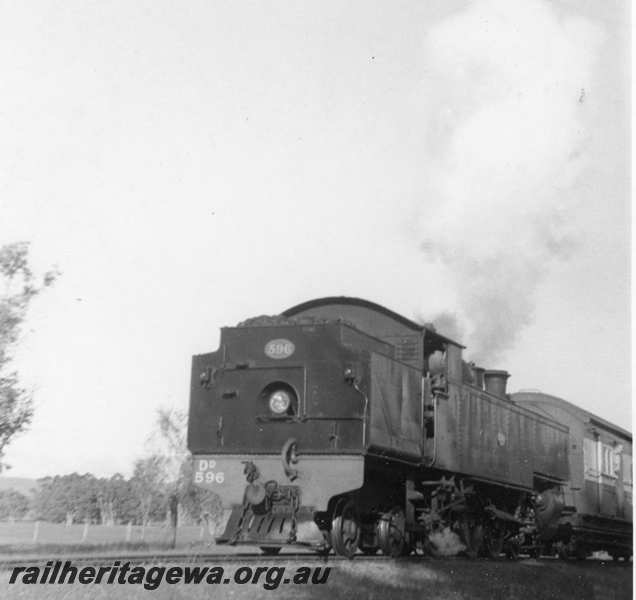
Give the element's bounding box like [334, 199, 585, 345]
[81, 521, 89, 542]
[32, 521, 40, 543]
[126, 521, 132, 542]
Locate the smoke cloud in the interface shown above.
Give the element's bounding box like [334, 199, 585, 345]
[418, 0, 604, 364]
[417, 310, 465, 345]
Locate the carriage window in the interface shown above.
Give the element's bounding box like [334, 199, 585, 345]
[583, 438, 598, 477]
[623, 454, 632, 484]
[601, 444, 615, 477]
[612, 447, 622, 477]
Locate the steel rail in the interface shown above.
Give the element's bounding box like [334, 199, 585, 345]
[0, 551, 393, 570]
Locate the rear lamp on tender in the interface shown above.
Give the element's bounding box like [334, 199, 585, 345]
[268, 390, 292, 414]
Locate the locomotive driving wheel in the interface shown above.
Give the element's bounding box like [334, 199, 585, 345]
[331, 499, 360, 559]
[376, 507, 407, 558]
[459, 518, 484, 559]
[483, 521, 505, 558]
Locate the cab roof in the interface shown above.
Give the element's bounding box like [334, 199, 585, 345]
[283, 296, 464, 348]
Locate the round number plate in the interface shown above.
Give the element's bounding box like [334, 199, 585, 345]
[264, 339, 295, 359]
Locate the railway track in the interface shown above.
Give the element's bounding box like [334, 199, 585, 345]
[0, 550, 388, 570]
[0, 550, 627, 570]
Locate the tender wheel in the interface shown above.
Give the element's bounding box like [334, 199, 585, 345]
[377, 507, 407, 558]
[331, 499, 360, 559]
[260, 546, 281, 555]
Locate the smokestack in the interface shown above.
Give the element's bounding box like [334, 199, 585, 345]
[484, 370, 510, 399]
[472, 366, 485, 390]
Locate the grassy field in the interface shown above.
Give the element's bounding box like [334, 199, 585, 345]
[0, 521, 214, 555]
[1, 556, 631, 600]
[0, 522, 631, 598]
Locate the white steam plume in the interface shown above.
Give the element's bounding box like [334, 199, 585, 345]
[419, 0, 604, 364]
[427, 527, 466, 557]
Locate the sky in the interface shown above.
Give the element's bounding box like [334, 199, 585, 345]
[0, 0, 630, 479]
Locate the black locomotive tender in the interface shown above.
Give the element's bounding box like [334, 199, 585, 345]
[188, 297, 632, 560]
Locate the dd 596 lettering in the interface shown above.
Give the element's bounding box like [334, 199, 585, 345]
[194, 459, 225, 484]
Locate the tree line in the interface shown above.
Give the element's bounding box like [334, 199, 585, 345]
[0, 457, 221, 527]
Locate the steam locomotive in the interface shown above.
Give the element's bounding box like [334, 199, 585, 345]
[187, 297, 632, 560]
